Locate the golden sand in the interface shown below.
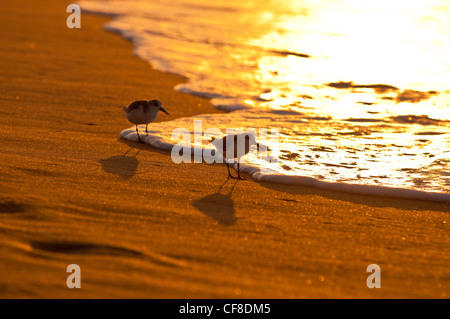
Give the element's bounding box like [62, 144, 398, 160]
[0, 0, 448, 298]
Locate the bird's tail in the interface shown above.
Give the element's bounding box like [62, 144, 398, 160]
[122, 106, 127, 112]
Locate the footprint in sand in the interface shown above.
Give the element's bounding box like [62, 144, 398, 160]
[0, 200, 27, 214]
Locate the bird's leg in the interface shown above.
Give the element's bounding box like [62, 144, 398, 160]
[146, 124, 148, 135]
[237, 162, 246, 180]
[227, 163, 236, 179]
[136, 126, 142, 143]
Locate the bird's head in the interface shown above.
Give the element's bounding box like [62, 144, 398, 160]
[209, 135, 225, 148]
[208, 136, 218, 147]
[149, 100, 169, 115]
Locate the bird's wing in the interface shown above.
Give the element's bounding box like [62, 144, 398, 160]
[126, 100, 147, 112]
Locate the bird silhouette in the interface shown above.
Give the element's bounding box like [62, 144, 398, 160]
[123, 99, 169, 142]
[210, 133, 260, 179]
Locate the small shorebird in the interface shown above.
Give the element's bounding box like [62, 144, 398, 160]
[210, 133, 260, 180]
[123, 99, 169, 142]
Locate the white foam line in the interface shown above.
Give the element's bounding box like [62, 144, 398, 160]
[121, 127, 450, 204]
[238, 163, 450, 203]
[120, 128, 173, 152]
[121, 127, 225, 162]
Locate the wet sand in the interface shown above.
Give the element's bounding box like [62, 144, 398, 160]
[0, 0, 449, 298]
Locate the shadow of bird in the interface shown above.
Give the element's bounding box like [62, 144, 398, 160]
[192, 179, 238, 225]
[100, 149, 140, 179]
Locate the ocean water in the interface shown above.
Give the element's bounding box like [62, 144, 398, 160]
[80, 0, 450, 201]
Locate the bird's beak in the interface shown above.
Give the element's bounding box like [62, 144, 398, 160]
[160, 107, 169, 115]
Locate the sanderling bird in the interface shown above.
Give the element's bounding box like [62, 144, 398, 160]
[210, 133, 260, 180]
[123, 99, 169, 142]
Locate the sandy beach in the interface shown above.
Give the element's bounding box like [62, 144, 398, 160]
[0, 0, 449, 298]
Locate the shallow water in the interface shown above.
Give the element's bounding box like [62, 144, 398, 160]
[81, 0, 450, 199]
